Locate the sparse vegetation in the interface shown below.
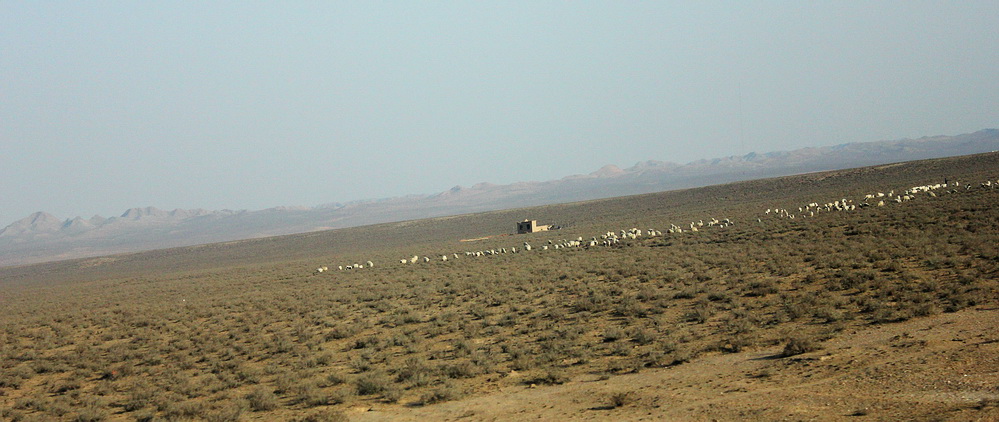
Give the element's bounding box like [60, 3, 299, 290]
[1, 153, 998, 419]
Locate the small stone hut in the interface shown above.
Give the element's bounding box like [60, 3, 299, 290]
[517, 220, 550, 234]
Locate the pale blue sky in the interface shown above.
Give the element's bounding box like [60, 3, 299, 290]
[2, 1, 997, 225]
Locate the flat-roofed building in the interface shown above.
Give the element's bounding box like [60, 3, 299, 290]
[517, 220, 550, 234]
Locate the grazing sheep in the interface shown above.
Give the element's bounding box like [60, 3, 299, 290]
[354, 176, 993, 280]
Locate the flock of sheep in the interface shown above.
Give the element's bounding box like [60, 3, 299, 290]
[313, 217, 737, 274]
[314, 260, 374, 273]
[314, 177, 998, 275]
[762, 178, 998, 221]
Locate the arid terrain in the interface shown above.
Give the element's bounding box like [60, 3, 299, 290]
[2, 152, 998, 421]
[4, 129, 997, 268]
[354, 307, 999, 421]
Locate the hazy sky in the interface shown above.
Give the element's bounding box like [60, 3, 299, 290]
[2, 2, 997, 225]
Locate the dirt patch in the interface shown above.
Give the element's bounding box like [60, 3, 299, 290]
[460, 234, 513, 242]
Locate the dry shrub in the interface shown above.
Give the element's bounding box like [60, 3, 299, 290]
[72, 407, 109, 422]
[609, 391, 633, 408]
[779, 336, 819, 357]
[441, 360, 480, 379]
[328, 386, 355, 405]
[203, 401, 247, 422]
[526, 369, 569, 385]
[123, 382, 157, 412]
[382, 385, 404, 403]
[296, 382, 332, 407]
[162, 400, 205, 420]
[246, 387, 279, 411]
[419, 382, 462, 405]
[355, 371, 392, 396]
[684, 302, 712, 324]
[602, 327, 625, 342]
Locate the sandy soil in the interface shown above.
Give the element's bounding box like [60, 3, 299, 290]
[349, 307, 999, 421]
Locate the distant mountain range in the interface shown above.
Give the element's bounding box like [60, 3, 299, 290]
[2, 129, 997, 267]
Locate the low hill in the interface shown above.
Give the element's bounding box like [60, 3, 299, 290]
[2, 129, 997, 267]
